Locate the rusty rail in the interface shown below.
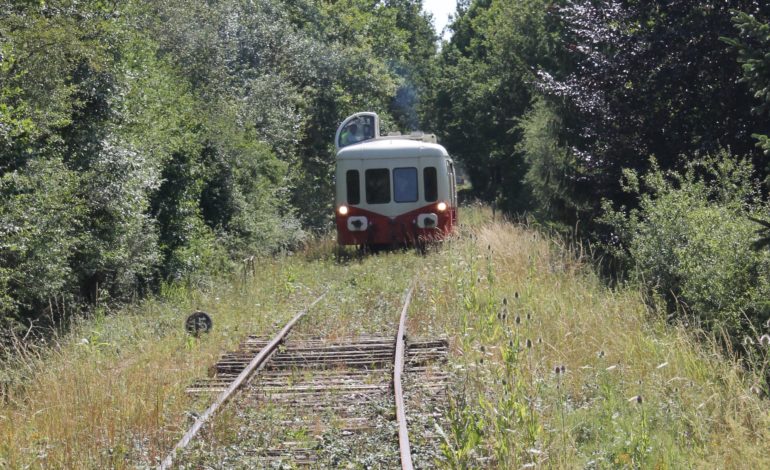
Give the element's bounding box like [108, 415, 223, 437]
[163, 284, 449, 468]
[394, 285, 415, 470]
[158, 292, 327, 470]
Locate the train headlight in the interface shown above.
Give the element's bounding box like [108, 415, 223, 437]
[437, 202, 448, 212]
[338, 205, 349, 215]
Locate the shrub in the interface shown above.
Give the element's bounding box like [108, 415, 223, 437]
[72, 138, 161, 304]
[0, 158, 81, 328]
[601, 153, 770, 340]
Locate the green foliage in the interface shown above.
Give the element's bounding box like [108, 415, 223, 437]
[0, 158, 81, 326]
[0, 0, 439, 331]
[518, 99, 588, 224]
[427, 0, 559, 212]
[72, 138, 161, 304]
[434, 1, 770, 234]
[601, 153, 770, 339]
[724, 10, 770, 157]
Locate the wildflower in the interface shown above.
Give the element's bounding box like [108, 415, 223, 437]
[515, 315, 521, 325]
[760, 335, 770, 348]
[514, 292, 520, 299]
[526, 312, 532, 321]
[743, 336, 756, 346]
[560, 365, 566, 374]
[554, 366, 561, 374]
[503, 297, 508, 306]
[537, 337, 543, 345]
[526, 339, 532, 349]
[628, 395, 643, 404]
[597, 350, 605, 358]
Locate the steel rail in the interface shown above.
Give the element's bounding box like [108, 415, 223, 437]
[159, 292, 327, 470]
[394, 285, 415, 470]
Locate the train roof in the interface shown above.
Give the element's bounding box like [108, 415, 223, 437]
[336, 138, 449, 160]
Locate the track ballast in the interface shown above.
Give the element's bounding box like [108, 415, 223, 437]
[163, 287, 449, 469]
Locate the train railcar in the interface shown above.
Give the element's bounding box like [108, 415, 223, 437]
[334, 112, 457, 248]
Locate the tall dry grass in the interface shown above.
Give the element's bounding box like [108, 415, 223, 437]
[409, 208, 770, 467]
[0, 258, 330, 468]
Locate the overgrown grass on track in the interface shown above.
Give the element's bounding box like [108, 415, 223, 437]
[1, 205, 769, 468]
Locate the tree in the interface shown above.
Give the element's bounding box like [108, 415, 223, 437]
[427, 0, 558, 212]
[538, 1, 770, 229]
[0, 0, 442, 330]
[725, 10, 770, 157]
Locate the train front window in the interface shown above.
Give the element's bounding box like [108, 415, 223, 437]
[346, 170, 360, 205]
[365, 168, 390, 204]
[338, 115, 377, 148]
[393, 167, 418, 203]
[423, 167, 438, 202]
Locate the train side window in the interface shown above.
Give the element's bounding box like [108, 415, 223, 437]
[365, 168, 390, 204]
[393, 167, 418, 203]
[423, 167, 438, 202]
[346, 170, 360, 205]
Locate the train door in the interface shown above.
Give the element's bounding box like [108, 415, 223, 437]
[446, 160, 457, 223]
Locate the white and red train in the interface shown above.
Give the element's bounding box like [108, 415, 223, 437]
[334, 112, 457, 248]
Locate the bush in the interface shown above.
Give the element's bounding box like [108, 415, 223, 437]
[602, 153, 770, 340]
[0, 158, 81, 328]
[72, 138, 161, 304]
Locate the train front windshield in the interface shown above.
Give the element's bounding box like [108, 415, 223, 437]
[338, 115, 376, 148]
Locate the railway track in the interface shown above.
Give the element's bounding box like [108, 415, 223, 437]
[161, 287, 449, 468]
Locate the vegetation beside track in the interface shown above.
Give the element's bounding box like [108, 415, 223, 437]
[413, 207, 770, 468]
[2, 205, 770, 468]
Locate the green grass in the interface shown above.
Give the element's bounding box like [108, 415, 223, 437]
[1, 205, 769, 468]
